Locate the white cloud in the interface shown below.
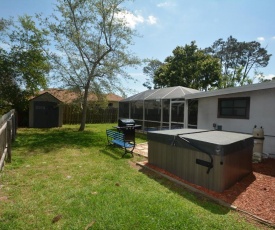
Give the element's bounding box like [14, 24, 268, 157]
[255, 73, 275, 82]
[115, 11, 144, 29]
[272, 36, 275, 40]
[157, 2, 175, 8]
[264, 74, 275, 80]
[257, 37, 265, 42]
[114, 11, 157, 28]
[147, 15, 157, 25]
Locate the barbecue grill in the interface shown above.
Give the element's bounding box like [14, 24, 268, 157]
[116, 118, 141, 142]
[118, 118, 135, 127]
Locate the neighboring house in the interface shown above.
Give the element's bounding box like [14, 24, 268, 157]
[29, 88, 124, 128]
[36, 88, 123, 108]
[185, 81, 275, 158]
[105, 93, 124, 109]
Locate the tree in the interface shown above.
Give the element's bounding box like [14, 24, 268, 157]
[40, 0, 140, 131]
[142, 59, 163, 89]
[205, 36, 272, 87]
[0, 18, 11, 32]
[153, 41, 222, 90]
[0, 15, 50, 114]
[0, 48, 23, 111]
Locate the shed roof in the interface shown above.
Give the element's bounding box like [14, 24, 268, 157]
[30, 88, 124, 104]
[185, 80, 275, 99]
[121, 86, 200, 102]
[29, 92, 62, 103]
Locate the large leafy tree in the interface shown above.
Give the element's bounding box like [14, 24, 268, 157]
[0, 49, 27, 112]
[205, 36, 272, 87]
[41, 0, 140, 131]
[142, 59, 163, 89]
[153, 41, 222, 90]
[0, 16, 50, 114]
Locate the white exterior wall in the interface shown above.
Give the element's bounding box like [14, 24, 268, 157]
[197, 88, 275, 157]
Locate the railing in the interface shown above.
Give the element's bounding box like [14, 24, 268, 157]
[0, 109, 17, 171]
[134, 119, 197, 132]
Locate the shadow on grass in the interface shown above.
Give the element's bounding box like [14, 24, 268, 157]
[12, 127, 106, 154]
[101, 145, 134, 160]
[138, 167, 230, 216]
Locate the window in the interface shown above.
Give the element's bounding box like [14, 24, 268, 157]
[35, 106, 46, 110]
[218, 97, 250, 119]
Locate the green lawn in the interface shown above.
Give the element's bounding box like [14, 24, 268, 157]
[0, 124, 263, 229]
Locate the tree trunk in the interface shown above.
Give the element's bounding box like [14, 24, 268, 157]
[78, 87, 89, 131]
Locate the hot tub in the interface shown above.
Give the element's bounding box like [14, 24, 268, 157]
[148, 129, 253, 192]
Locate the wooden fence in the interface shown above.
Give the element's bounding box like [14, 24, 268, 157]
[0, 109, 17, 171]
[63, 105, 119, 124]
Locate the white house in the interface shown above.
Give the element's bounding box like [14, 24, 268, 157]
[185, 81, 275, 158]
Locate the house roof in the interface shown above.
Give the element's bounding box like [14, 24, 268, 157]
[105, 93, 124, 102]
[31, 88, 124, 104]
[29, 92, 62, 102]
[121, 86, 200, 102]
[185, 80, 275, 100]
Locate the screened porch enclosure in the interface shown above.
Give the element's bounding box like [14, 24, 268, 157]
[119, 86, 199, 132]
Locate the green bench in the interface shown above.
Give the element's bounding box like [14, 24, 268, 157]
[106, 129, 135, 157]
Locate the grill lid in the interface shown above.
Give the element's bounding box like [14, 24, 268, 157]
[118, 118, 135, 127]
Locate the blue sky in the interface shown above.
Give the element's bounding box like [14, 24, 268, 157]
[1, 0, 275, 96]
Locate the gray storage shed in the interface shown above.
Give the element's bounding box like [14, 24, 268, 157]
[29, 92, 63, 128]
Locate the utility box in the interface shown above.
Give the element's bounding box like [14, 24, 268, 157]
[252, 126, 264, 162]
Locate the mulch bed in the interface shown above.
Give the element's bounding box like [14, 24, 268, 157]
[144, 158, 275, 225]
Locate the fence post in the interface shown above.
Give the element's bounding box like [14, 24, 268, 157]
[6, 119, 12, 163]
[11, 112, 16, 141]
[0, 110, 16, 170]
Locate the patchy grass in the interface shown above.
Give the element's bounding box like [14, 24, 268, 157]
[0, 124, 263, 229]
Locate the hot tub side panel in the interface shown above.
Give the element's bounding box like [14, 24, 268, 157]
[221, 146, 253, 190]
[148, 140, 225, 192]
[148, 140, 253, 192]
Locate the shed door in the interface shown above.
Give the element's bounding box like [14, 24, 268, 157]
[33, 101, 59, 128]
